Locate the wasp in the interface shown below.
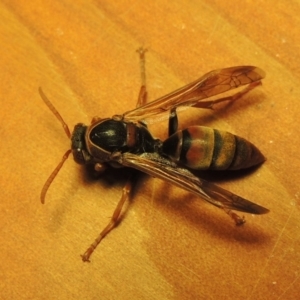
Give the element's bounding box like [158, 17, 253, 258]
[40, 48, 269, 262]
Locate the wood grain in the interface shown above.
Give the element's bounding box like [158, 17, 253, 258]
[1, 1, 299, 299]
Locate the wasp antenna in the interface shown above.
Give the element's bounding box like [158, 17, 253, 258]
[39, 87, 71, 138]
[41, 149, 72, 204]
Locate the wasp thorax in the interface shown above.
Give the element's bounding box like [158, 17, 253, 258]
[89, 120, 128, 152]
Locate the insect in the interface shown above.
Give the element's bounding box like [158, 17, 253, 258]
[40, 48, 269, 262]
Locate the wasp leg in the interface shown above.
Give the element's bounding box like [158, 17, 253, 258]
[81, 174, 135, 262]
[137, 85, 147, 108]
[136, 47, 148, 108]
[193, 81, 262, 109]
[168, 107, 178, 136]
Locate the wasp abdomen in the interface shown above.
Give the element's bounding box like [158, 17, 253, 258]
[162, 126, 265, 170]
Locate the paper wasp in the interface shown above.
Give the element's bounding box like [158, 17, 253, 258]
[40, 48, 269, 262]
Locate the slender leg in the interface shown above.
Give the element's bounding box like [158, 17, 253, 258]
[81, 174, 136, 262]
[81, 48, 149, 262]
[136, 47, 148, 108]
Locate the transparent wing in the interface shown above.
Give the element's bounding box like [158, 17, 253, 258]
[115, 152, 269, 215]
[121, 66, 265, 122]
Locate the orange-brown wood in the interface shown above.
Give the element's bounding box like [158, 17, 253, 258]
[1, 1, 299, 299]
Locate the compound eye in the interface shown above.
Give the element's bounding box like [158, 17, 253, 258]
[72, 149, 85, 164]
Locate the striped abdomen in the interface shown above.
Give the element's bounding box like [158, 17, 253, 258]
[161, 126, 265, 170]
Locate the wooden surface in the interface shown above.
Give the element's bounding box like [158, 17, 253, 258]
[1, 1, 299, 299]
